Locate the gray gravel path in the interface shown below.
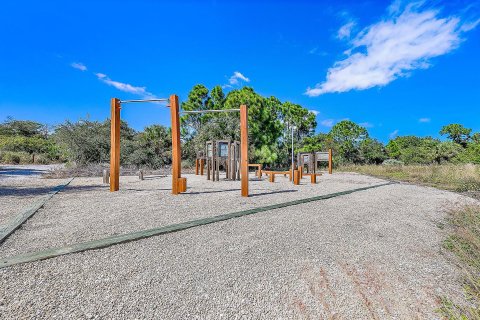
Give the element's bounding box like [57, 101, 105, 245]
[0, 165, 68, 226]
[0, 172, 477, 318]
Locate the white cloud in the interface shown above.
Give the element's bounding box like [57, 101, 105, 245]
[389, 129, 399, 139]
[320, 119, 334, 127]
[71, 62, 87, 71]
[228, 71, 250, 86]
[95, 73, 157, 99]
[309, 110, 320, 116]
[359, 122, 374, 128]
[419, 117, 431, 123]
[337, 21, 356, 39]
[306, 2, 478, 97]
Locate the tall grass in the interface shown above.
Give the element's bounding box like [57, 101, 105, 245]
[440, 205, 480, 319]
[339, 164, 480, 194]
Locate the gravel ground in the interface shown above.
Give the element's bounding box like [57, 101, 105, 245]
[0, 171, 478, 318]
[0, 165, 68, 226]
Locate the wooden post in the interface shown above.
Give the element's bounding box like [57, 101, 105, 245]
[269, 174, 275, 183]
[293, 170, 300, 185]
[138, 169, 144, 180]
[110, 98, 121, 192]
[200, 159, 204, 176]
[240, 105, 249, 197]
[311, 174, 316, 184]
[170, 94, 184, 195]
[195, 159, 199, 175]
[103, 169, 109, 184]
[328, 148, 333, 174]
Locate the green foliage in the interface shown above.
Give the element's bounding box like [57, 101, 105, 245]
[54, 119, 135, 165]
[359, 138, 387, 164]
[456, 141, 480, 164]
[128, 125, 172, 169]
[330, 120, 368, 164]
[0, 117, 47, 137]
[386, 136, 439, 164]
[440, 123, 472, 147]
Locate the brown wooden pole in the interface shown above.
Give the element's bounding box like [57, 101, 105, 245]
[328, 148, 333, 174]
[170, 94, 183, 194]
[195, 159, 199, 175]
[200, 159, 204, 176]
[240, 105, 249, 197]
[110, 98, 121, 192]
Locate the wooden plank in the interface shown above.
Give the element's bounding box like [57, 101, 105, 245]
[110, 98, 121, 192]
[170, 94, 182, 194]
[0, 178, 74, 244]
[0, 182, 394, 269]
[240, 105, 249, 197]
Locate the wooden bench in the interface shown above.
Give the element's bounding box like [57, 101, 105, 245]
[263, 170, 292, 182]
[248, 163, 262, 178]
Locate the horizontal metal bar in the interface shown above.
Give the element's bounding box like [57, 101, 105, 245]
[120, 98, 169, 104]
[181, 109, 240, 114]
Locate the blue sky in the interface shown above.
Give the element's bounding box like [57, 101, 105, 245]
[0, 0, 479, 142]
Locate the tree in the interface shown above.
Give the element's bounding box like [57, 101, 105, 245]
[359, 138, 386, 164]
[329, 120, 368, 164]
[0, 117, 47, 137]
[440, 124, 472, 147]
[386, 136, 439, 164]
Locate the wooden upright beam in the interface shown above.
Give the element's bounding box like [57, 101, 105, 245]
[328, 148, 333, 174]
[110, 98, 121, 192]
[170, 94, 184, 194]
[240, 105, 249, 197]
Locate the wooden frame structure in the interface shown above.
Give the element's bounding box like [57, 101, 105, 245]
[110, 96, 249, 197]
[297, 149, 333, 175]
[204, 140, 240, 181]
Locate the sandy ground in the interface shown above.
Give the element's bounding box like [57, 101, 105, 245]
[0, 169, 478, 319]
[0, 165, 68, 226]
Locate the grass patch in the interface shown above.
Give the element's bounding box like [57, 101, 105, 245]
[439, 205, 480, 319]
[339, 164, 480, 194]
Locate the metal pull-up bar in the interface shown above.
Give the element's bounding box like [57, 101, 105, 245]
[110, 95, 249, 197]
[120, 98, 169, 104]
[181, 109, 240, 114]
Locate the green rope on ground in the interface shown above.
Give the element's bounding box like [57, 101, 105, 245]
[0, 182, 394, 269]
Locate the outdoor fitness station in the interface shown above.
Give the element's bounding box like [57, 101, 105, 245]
[109, 95, 250, 197]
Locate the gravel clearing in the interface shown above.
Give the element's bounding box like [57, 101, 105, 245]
[0, 165, 68, 226]
[1, 171, 478, 318]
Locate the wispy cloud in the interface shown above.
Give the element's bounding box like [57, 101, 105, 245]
[337, 21, 356, 40]
[359, 122, 374, 128]
[229, 71, 250, 85]
[71, 62, 87, 71]
[419, 117, 431, 123]
[320, 119, 335, 127]
[95, 73, 157, 99]
[308, 47, 328, 56]
[223, 71, 250, 89]
[389, 129, 399, 139]
[306, 2, 479, 97]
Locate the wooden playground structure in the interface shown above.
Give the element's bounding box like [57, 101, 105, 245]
[109, 95, 249, 197]
[109, 95, 334, 197]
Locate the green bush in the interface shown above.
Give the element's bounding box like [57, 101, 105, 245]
[0, 151, 31, 164]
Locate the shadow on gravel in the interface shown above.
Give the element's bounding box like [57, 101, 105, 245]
[0, 168, 48, 177]
[0, 184, 105, 197]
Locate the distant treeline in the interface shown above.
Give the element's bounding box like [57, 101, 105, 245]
[1, 85, 479, 167]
